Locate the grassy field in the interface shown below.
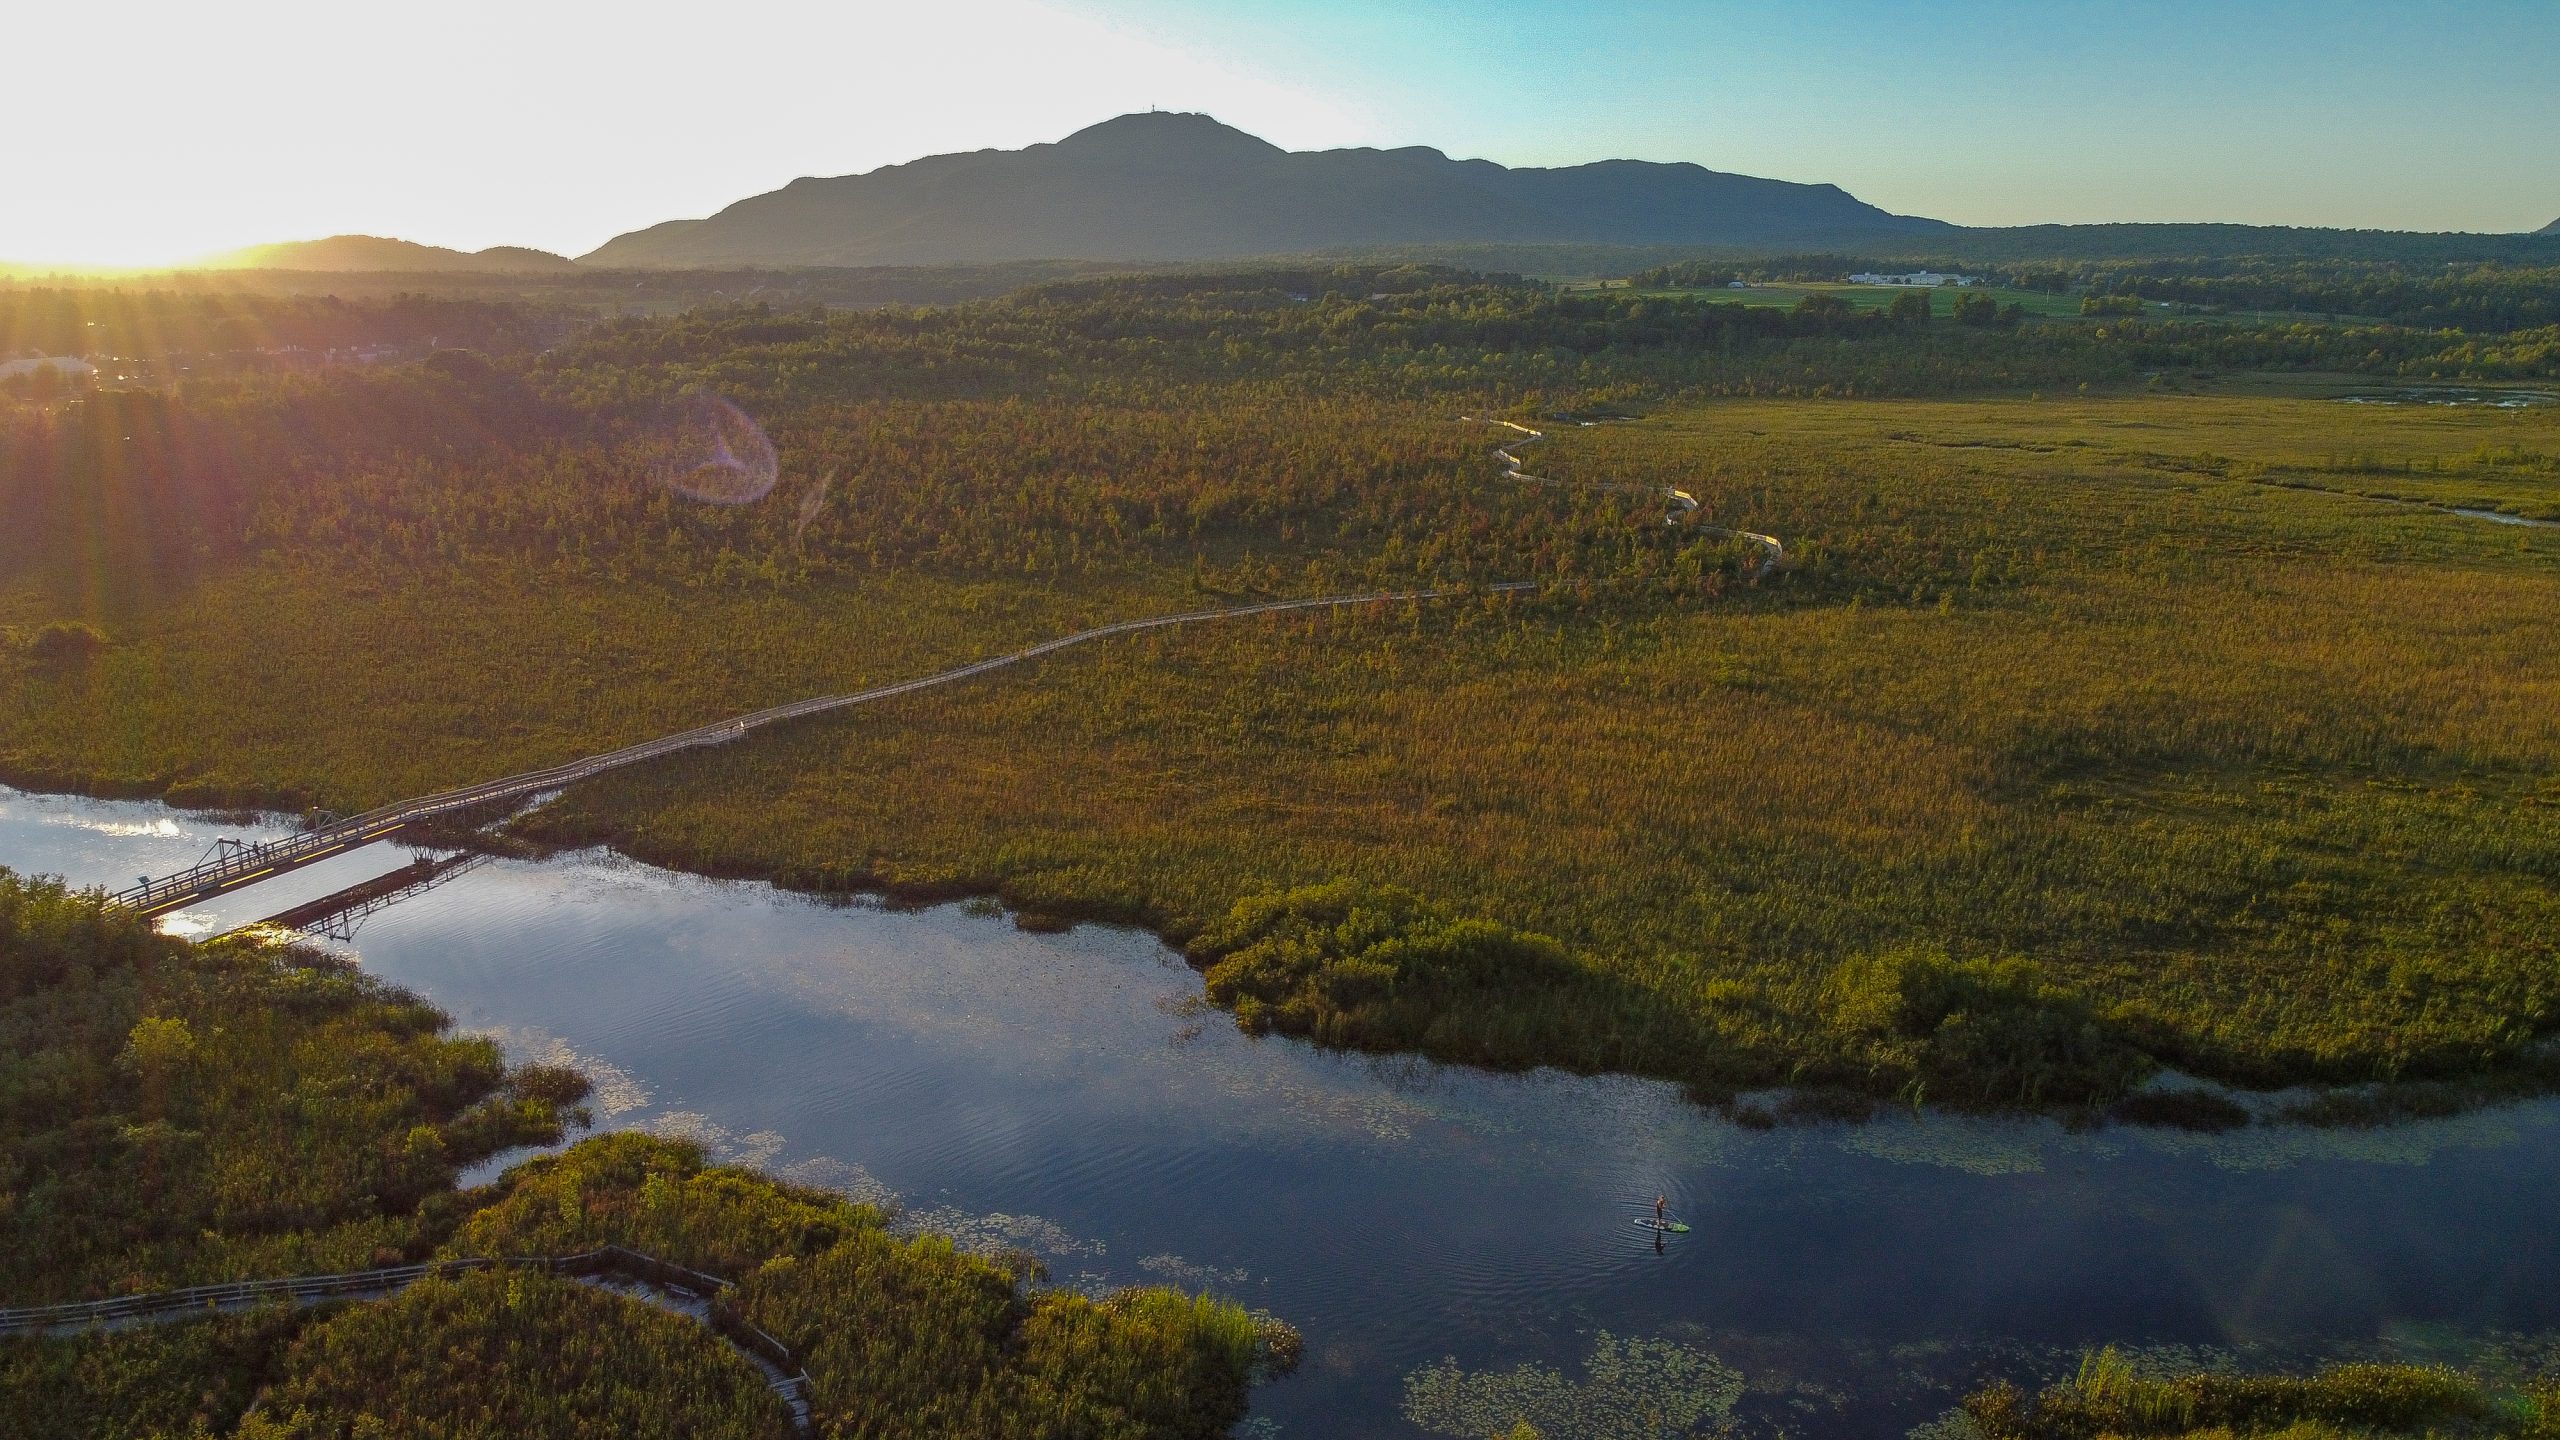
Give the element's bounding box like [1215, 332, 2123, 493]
[7, 386, 2558, 1107]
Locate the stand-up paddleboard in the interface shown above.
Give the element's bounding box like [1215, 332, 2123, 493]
[1634, 1218, 1692, 1234]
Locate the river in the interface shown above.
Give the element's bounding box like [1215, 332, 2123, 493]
[6, 785, 2557, 1438]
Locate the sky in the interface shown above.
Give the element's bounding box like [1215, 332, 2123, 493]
[7, 0, 2555, 267]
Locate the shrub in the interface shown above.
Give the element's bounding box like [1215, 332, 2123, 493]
[22, 620, 106, 668]
[1189, 880, 1590, 1063]
[450, 1132, 870, 1276]
[1971, 1349, 2502, 1440]
[0, 871, 567, 1301]
[241, 1269, 794, 1440]
[0, 1308, 309, 1440]
[1824, 948, 2155, 1106]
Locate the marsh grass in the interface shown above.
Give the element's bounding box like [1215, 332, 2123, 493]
[0, 1307, 312, 1440]
[456, 1132, 1278, 1440]
[1966, 1347, 2534, 1440]
[6, 389, 2559, 1107]
[0, 873, 576, 1303]
[242, 1269, 797, 1440]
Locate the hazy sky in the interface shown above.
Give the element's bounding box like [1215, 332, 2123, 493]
[9, 0, 2555, 266]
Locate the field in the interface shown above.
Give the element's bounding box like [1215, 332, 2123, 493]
[6, 327, 2557, 1107]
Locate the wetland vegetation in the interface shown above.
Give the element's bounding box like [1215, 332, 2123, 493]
[1963, 1348, 2560, 1440]
[5, 250, 2560, 1433]
[0, 873, 1282, 1437]
[3, 266, 2559, 1114]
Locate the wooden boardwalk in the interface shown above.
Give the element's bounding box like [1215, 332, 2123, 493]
[106, 417, 1775, 923]
[105, 583, 1528, 919]
[0, 1245, 816, 1434]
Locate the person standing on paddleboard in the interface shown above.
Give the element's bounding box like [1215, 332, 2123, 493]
[1654, 1194, 1668, 1225]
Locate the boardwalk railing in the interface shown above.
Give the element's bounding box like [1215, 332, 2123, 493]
[0, 1246, 723, 1333]
[1, 1245, 817, 1432]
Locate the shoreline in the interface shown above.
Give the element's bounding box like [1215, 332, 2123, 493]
[7, 774, 2551, 1132]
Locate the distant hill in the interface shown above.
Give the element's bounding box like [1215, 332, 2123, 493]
[2541, 218, 2560, 235]
[199, 235, 579, 272]
[583, 112, 1948, 268]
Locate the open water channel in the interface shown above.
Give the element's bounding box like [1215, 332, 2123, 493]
[7, 785, 2558, 1438]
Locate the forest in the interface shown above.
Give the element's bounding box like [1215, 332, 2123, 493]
[1630, 253, 2560, 333]
[0, 290, 577, 370]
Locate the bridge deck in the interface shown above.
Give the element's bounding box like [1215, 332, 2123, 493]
[128, 822, 412, 917]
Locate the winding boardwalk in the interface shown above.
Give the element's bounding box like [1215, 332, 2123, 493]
[108, 418, 1776, 918]
[0, 1247, 816, 1434]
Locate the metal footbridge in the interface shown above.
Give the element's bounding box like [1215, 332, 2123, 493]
[105, 583, 1533, 918]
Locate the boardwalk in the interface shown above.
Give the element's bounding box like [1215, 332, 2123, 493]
[107, 583, 1532, 918]
[109, 418, 1777, 921]
[0, 1247, 817, 1435]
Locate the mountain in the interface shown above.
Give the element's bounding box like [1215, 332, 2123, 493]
[584, 112, 1947, 268]
[2541, 218, 2560, 235]
[198, 235, 579, 272]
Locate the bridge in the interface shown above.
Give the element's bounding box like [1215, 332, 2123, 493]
[219, 850, 492, 943]
[106, 583, 1532, 918]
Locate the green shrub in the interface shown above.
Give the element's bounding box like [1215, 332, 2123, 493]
[739, 1249, 1265, 1440]
[449, 1132, 870, 1276]
[1971, 1348, 2505, 1440]
[1823, 948, 2154, 1106]
[0, 871, 568, 1301]
[1190, 880, 1591, 1063]
[0, 1307, 308, 1440]
[21, 620, 107, 668]
[241, 1268, 793, 1440]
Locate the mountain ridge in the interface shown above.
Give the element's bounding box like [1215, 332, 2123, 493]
[198, 235, 579, 273]
[582, 111, 1949, 268]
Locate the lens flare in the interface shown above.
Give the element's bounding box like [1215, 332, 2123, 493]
[659, 393, 779, 505]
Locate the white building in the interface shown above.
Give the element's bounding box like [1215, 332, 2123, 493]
[1846, 271, 1979, 287]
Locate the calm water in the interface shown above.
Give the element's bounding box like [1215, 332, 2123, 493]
[8, 787, 2559, 1438]
[2338, 387, 2558, 409]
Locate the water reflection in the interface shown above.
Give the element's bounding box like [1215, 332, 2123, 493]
[4, 786, 2557, 1438]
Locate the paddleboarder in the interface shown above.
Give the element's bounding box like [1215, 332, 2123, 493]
[1654, 1194, 1668, 1225]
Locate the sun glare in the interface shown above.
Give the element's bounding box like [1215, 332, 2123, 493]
[0, 0, 1378, 269]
